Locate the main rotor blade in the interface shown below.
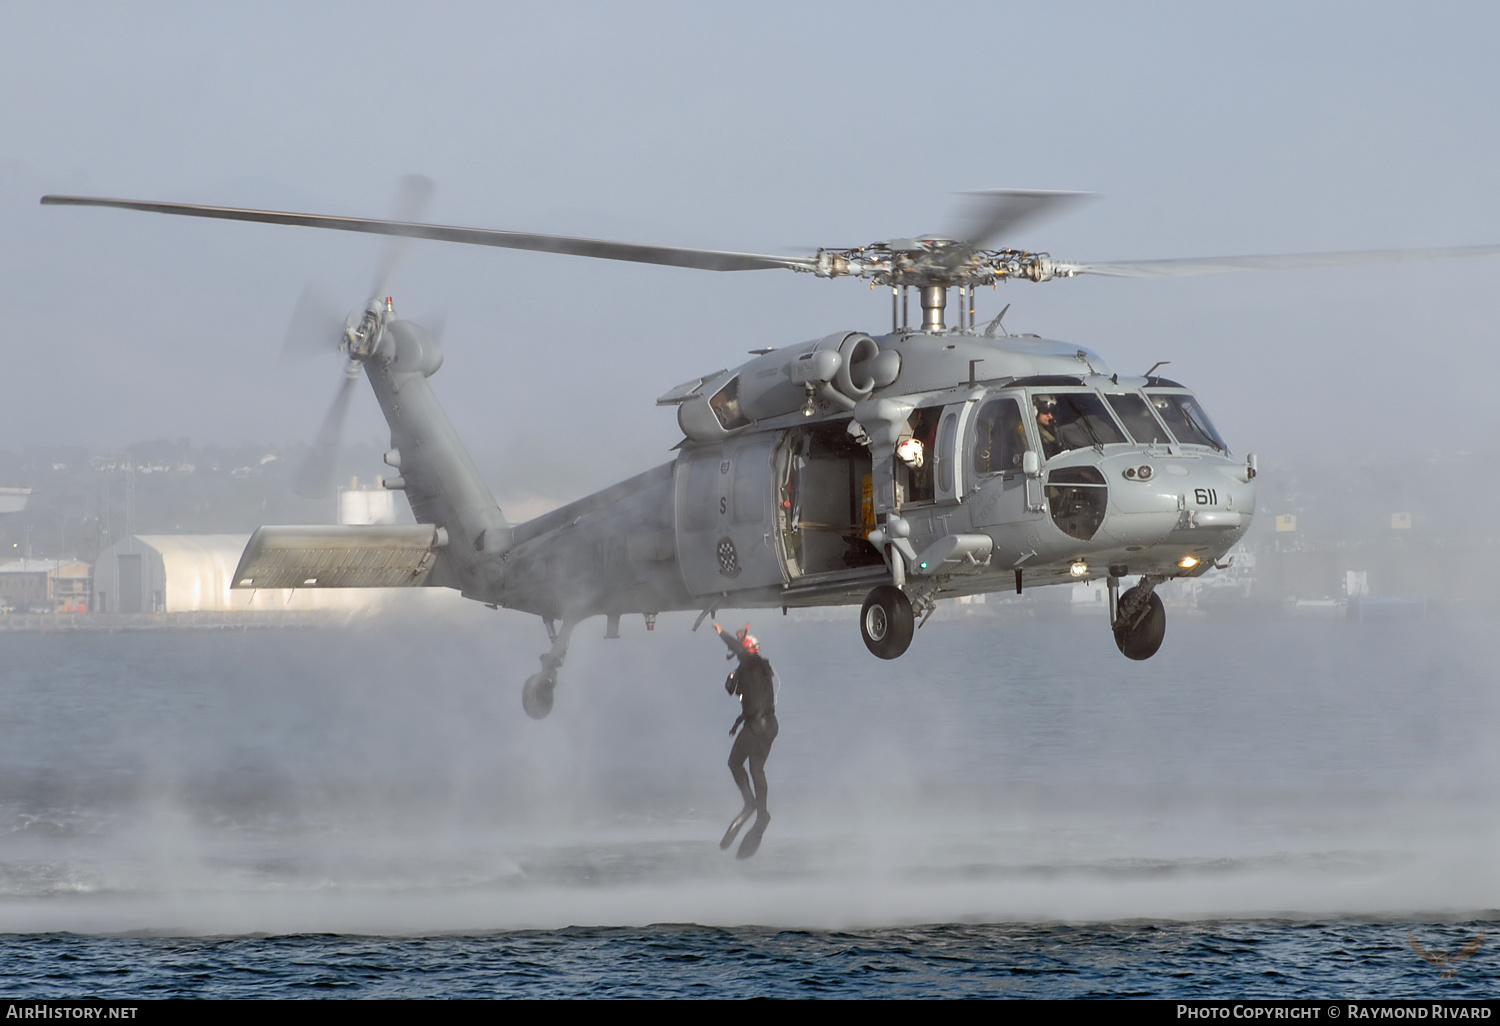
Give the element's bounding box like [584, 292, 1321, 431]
[294, 370, 359, 500]
[953, 189, 1089, 250]
[1061, 244, 1500, 278]
[930, 190, 1089, 274]
[40, 194, 815, 273]
[370, 174, 436, 301]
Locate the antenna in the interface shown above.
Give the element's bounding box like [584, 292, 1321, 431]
[1144, 360, 1171, 379]
[983, 303, 1011, 338]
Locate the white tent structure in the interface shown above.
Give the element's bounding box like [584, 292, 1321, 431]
[0, 487, 30, 515]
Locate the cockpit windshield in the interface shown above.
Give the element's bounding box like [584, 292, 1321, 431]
[1147, 391, 1228, 452]
[1032, 393, 1128, 459]
[1104, 392, 1172, 446]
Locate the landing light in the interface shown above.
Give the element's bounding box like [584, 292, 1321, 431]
[1069, 561, 1089, 577]
[1178, 556, 1199, 570]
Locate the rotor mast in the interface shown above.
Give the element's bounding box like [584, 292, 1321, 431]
[920, 285, 947, 333]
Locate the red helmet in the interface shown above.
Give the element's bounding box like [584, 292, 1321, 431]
[736, 625, 759, 654]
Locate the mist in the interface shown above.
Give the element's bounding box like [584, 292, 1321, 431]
[0, 602, 1495, 935]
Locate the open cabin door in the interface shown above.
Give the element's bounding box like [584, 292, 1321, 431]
[777, 421, 883, 583]
[674, 435, 786, 596]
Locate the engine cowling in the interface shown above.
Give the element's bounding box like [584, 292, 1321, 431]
[676, 332, 900, 442]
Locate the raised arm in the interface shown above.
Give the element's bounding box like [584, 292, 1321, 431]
[714, 622, 749, 660]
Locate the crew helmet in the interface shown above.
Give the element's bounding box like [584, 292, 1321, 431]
[736, 625, 760, 654]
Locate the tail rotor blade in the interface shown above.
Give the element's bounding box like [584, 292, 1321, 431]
[370, 174, 436, 302]
[293, 369, 359, 499]
[281, 281, 347, 364]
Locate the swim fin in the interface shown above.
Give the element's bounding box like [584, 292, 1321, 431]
[735, 811, 770, 859]
[720, 805, 755, 850]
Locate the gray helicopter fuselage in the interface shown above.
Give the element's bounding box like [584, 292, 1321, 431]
[369, 323, 1254, 625]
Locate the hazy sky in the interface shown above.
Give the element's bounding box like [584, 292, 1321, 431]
[3, 1, 1497, 507]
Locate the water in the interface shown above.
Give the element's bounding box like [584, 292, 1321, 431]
[0, 604, 1496, 997]
[4, 922, 1495, 998]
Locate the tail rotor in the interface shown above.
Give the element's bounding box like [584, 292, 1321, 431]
[283, 175, 437, 500]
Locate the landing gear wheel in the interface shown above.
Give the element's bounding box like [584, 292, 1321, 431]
[522, 673, 556, 719]
[1113, 588, 1166, 661]
[861, 585, 915, 660]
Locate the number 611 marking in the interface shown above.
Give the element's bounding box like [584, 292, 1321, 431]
[1194, 487, 1219, 506]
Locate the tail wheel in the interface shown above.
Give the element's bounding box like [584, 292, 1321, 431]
[1113, 588, 1166, 661]
[522, 673, 555, 719]
[861, 585, 915, 660]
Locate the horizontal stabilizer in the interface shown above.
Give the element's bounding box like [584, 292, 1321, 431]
[232, 525, 448, 589]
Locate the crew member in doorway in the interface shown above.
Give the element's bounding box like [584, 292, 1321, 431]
[713, 621, 778, 858]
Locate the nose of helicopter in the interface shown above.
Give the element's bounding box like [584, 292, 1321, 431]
[1094, 453, 1256, 550]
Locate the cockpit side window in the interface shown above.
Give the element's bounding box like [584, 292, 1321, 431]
[1105, 392, 1172, 445]
[972, 398, 1027, 475]
[1147, 391, 1228, 452]
[1032, 392, 1128, 459]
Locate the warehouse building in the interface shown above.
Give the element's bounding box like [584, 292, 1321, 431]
[0, 558, 92, 613]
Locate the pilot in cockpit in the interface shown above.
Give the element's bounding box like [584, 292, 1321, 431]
[1034, 395, 1093, 458]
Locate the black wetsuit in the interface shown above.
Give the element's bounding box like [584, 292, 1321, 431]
[721, 632, 778, 816]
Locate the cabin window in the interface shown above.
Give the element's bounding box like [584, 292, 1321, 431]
[936, 412, 959, 495]
[972, 398, 1027, 475]
[1147, 391, 1227, 452]
[1105, 392, 1172, 445]
[1032, 392, 1128, 459]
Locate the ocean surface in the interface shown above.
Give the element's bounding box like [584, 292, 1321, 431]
[0, 601, 1496, 998]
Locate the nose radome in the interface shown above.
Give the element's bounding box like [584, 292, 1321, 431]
[1097, 462, 1254, 549]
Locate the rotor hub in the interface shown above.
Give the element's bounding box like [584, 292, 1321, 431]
[343, 297, 392, 361]
[813, 241, 1064, 290]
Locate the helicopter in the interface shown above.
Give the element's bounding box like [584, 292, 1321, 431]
[40, 187, 1500, 719]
